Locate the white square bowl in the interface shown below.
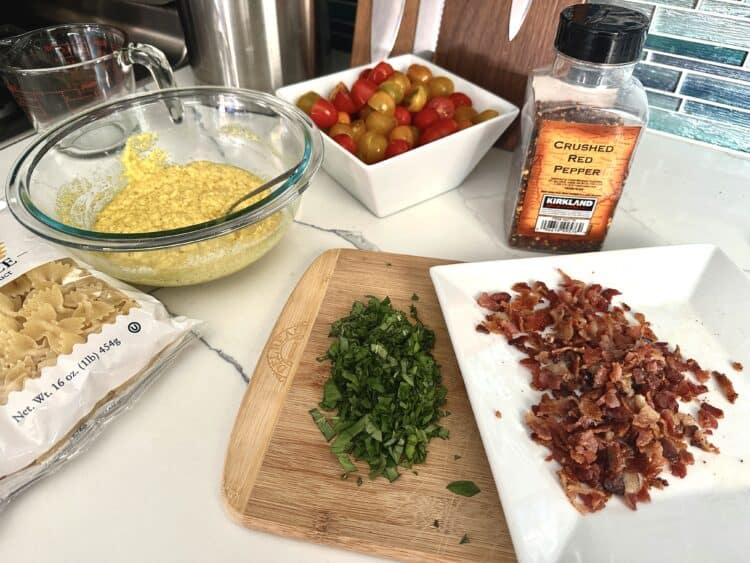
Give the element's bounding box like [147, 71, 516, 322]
[276, 54, 519, 217]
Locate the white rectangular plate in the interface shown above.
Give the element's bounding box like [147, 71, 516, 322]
[431, 245, 750, 563]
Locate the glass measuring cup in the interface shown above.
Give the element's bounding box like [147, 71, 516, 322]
[0, 23, 176, 131]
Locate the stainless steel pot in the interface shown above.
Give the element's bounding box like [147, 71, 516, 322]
[178, 0, 315, 92]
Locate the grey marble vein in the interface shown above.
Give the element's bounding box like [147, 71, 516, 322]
[195, 333, 250, 384]
[145, 289, 250, 383]
[294, 219, 380, 251]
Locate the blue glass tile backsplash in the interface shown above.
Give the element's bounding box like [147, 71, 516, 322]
[601, 0, 750, 153]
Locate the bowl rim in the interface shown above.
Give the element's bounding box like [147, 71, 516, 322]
[5, 86, 324, 251]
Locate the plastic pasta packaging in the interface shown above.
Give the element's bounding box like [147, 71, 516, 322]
[0, 206, 198, 508]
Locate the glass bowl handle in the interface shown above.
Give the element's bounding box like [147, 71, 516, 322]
[122, 43, 183, 123]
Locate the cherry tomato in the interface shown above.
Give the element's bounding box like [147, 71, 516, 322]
[365, 111, 396, 135]
[337, 111, 351, 124]
[379, 80, 404, 104]
[407, 63, 432, 85]
[385, 139, 410, 159]
[419, 117, 458, 145]
[413, 107, 439, 130]
[456, 119, 473, 130]
[351, 78, 378, 108]
[329, 82, 358, 113]
[427, 76, 454, 98]
[389, 125, 415, 147]
[394, 106, 411, 126]
[370, 61, 394, 84]
[390, 71, 411, 95]
[329, 123, 353, 138]
[426, 96, 455, 119]
[367, 90, 395, 115]
[454, 105, 478, 123]
[474, 109, 500, 123]
[296, 91, 320, 115]
[359, 68, 373, 80]
[310, 98, 338, 129]
[350, 119, 366, 142]
[404, 84, 428, 112]
[449, 92, 472, 108]
[357, 131, 388, 164]
[333, 133, 356, 154]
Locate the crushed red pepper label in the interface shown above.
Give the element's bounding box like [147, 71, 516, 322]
[517, 120, 642, 241]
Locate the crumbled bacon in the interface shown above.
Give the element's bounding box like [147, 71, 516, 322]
[731, 361, 743, 372]
[713, 371, 738, 403]
[477, 272, 736, 514]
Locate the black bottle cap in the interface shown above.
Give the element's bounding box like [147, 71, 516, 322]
[554, 3, 649, 65]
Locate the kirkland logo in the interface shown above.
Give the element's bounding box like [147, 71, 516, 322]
[541, 195, 596, 211]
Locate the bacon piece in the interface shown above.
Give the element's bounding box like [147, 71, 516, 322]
[700, 402, 724, 418]
[731, 361, 743, 372]
[476, 273, 734, 513]
[713, 371, 738, 403]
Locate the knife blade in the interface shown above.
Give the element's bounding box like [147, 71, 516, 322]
[371, 0, 407, 62]
[508, 0, 533, 42]
[413, 0, 445, 58]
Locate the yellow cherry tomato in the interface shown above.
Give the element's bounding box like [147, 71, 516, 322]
[329, 123, 354, 138]
[350, 119, 366, 142]
[389, 125, 416, 148]
[367, 90, 396, 115]
[357, 131, 388, 164]
[474, 109, 500, 123]
[407, 63, 432, 85]
[365, 111, 397, 135]
[428, 76, 454, 98]
[296, 91, 320, 114]
[404, 84, 428, 112]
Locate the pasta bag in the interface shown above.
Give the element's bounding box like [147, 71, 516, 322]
[0, 207, 198, 508]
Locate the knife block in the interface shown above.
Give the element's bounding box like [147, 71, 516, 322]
[434, 0, 580, 149]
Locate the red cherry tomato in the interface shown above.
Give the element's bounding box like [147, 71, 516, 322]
[310, 98, 338, 129]
[332, 133, 356, 154]
[449, 92, 473, 108]
[413, 107, 439, 130]
[385, 139, 411, 159]
[419, 118, 458, 145]
[351, 78, 378, 108]
[370, 61, 394, 84]
[394, 106, 412, 126]
[359, 68, 373, 80]
[330, 82, 358, 114]
[426, 96, 455, 119]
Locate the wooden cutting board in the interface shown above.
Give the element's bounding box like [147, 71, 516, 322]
[223, 249, 515, 561]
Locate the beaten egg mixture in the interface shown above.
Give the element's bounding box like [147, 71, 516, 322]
[58, 133, 289, 286]
[95, 133, 266, 232]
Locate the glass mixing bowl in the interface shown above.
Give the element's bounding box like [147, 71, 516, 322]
[5, 87, 323, 286]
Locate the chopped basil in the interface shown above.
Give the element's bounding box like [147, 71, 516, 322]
[314, 296, 449, 481]
[447, 480, 481, 497]
[432, 519, 440, 528]
[459, 533, 470, 545]
[309, 408, 336, 442]
[453, 454, 462, 461]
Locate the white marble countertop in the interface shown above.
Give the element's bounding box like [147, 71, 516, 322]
[0, 70, 748, 562]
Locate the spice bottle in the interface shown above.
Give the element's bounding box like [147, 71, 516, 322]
[506, 4, 649, 253]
